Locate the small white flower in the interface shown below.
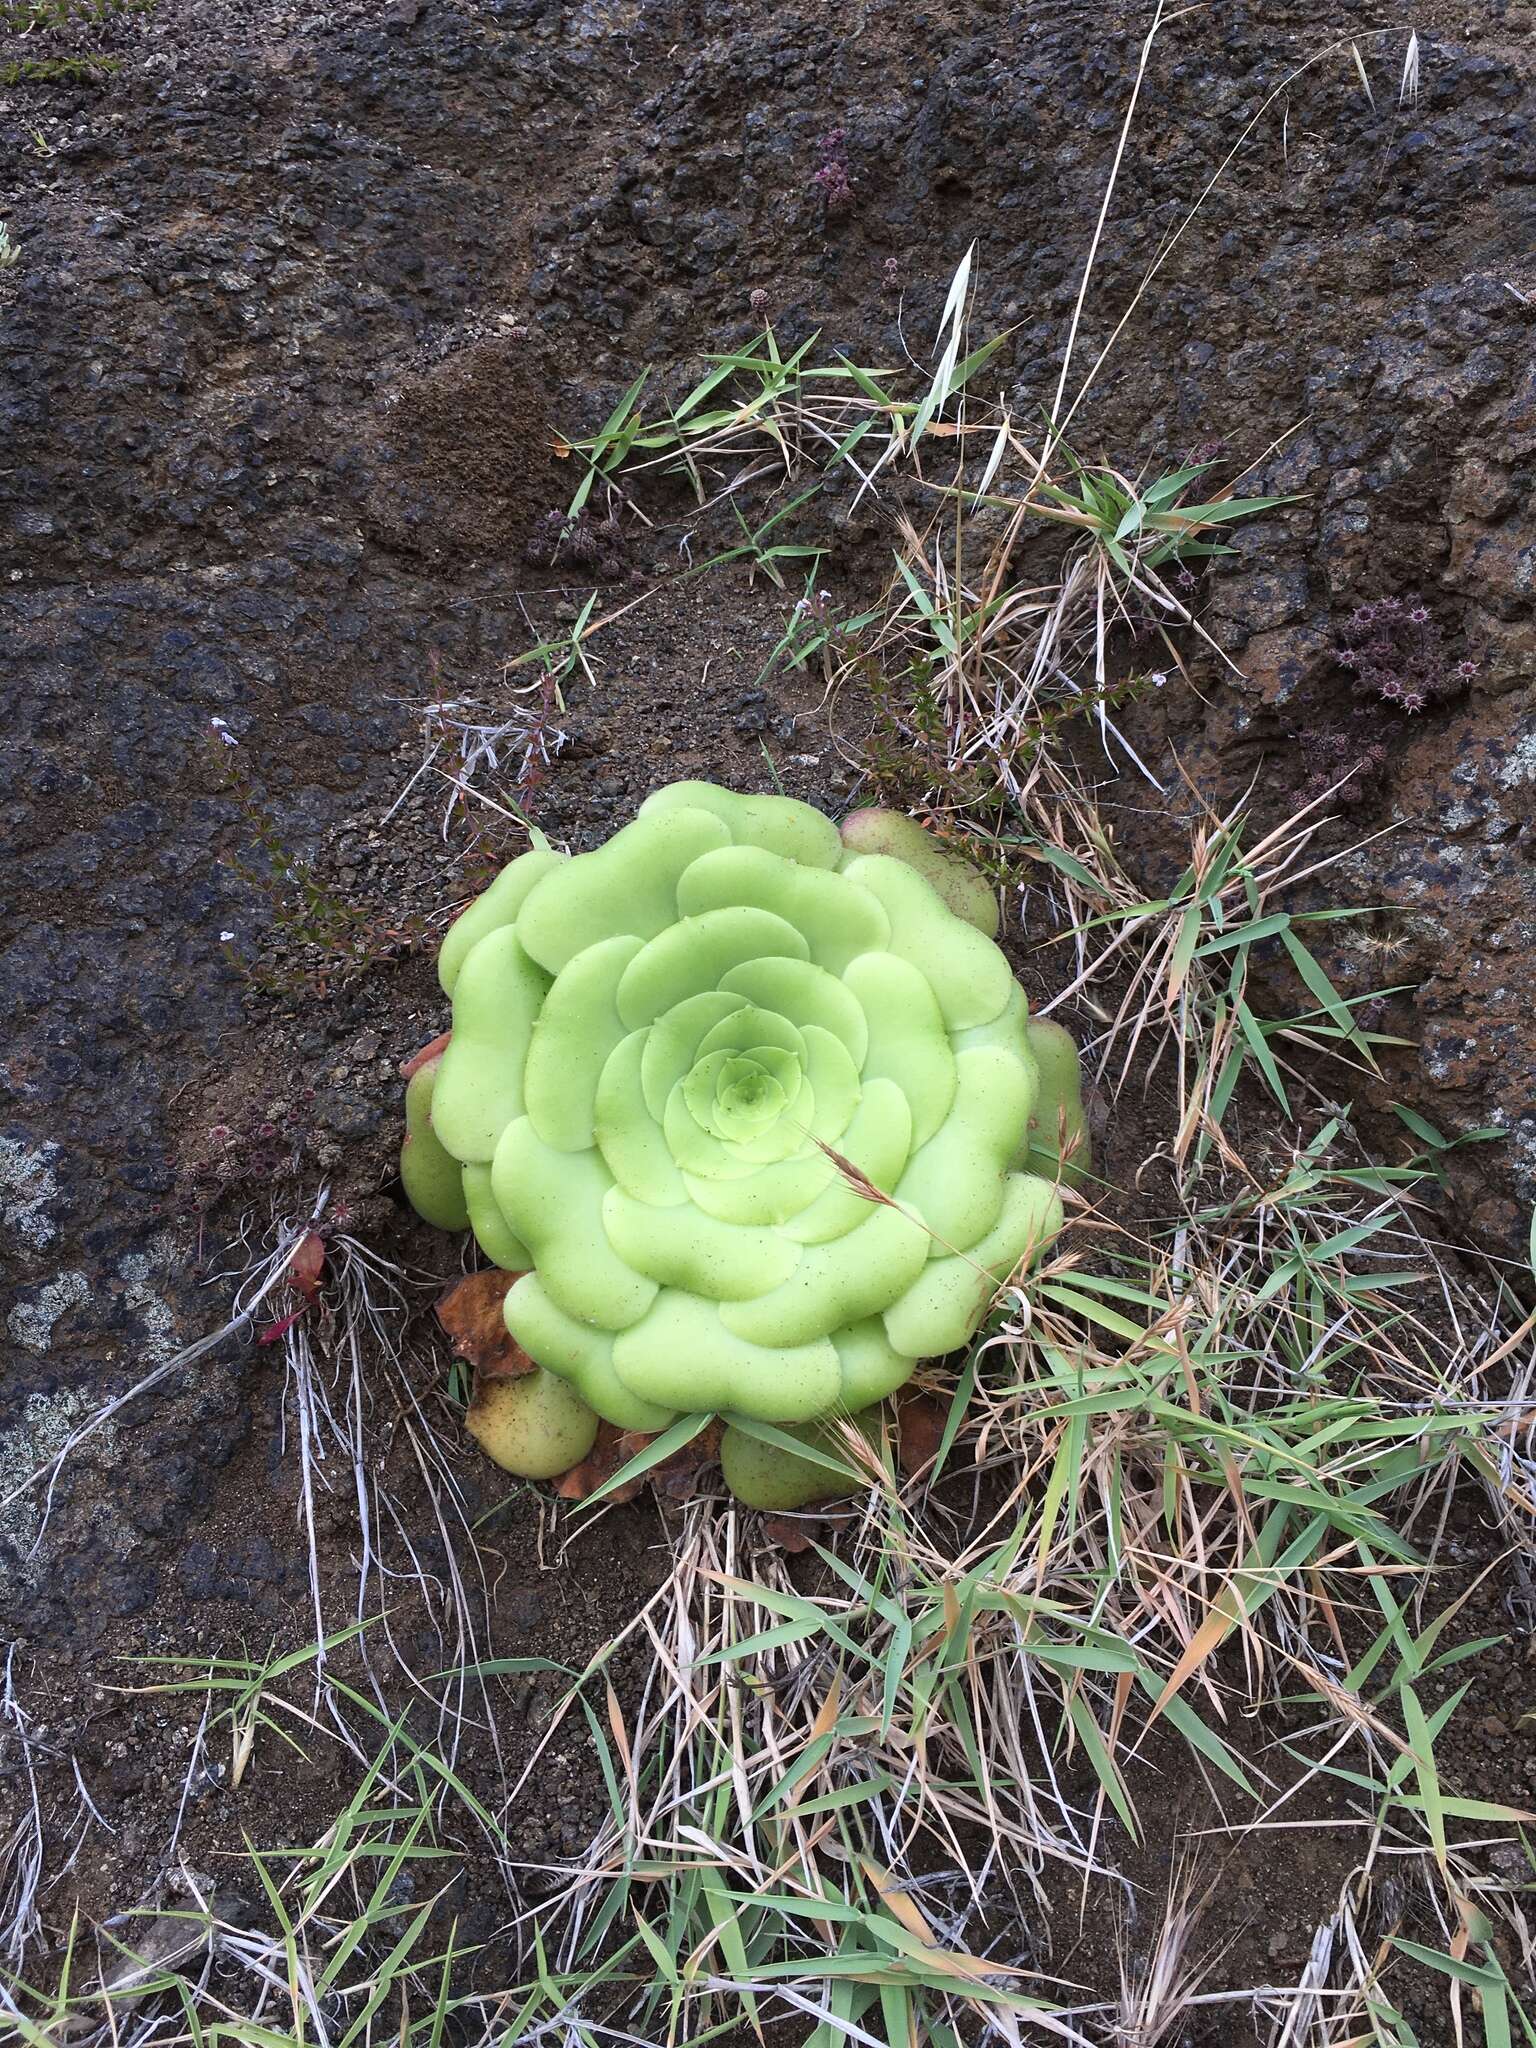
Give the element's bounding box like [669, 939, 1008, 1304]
[220, 930, 235, 942]
[210, 717, 238, 746]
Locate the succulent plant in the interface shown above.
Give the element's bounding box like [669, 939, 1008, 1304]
[403, 781, 1087, 1505]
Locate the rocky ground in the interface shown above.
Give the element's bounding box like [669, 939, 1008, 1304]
[3, 0, 1535, 2034]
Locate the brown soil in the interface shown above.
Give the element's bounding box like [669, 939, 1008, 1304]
[362, 335, 565, 564]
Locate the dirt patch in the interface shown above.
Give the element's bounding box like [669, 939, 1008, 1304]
[362, 334, 565, 565]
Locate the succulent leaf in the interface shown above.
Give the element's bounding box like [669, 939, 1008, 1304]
[467, 1367, 600, 1480]
[837, 806, 1001, 937]
[1023, 1018, 1092, 1189]
[400, 1058, 471, 1230]
[438, 846, 567, 996]
[462, 1161, 530, 1270]
[718, 1410, 881, 1511]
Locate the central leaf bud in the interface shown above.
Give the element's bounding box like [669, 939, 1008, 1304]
[713, 1053, 791, 1138]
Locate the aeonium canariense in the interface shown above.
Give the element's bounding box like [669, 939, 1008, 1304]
[402, 782, 1088, 1507]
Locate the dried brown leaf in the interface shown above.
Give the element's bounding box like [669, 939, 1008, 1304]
[287, 1230, 327, 1301]
[258, 1230, 329, 1343]
[435, 1270, 534, 1380]
[760, 1513, 818, 1554]
[894, 1388, 948, 1476]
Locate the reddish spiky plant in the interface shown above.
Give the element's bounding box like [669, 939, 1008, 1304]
[1335, 595, 1476, 714]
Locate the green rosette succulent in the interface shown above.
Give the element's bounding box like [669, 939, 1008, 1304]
[403, 781, 1087, 1506]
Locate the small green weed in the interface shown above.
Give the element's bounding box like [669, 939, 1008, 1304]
[1028, 450, 1289, 573]
[550, 246, 1284, 830]
[1027, 797, 1411, 1171]
[0, 0, 152, 29]
[0, 0, 155, 88]
[0, 53, 119, 81]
